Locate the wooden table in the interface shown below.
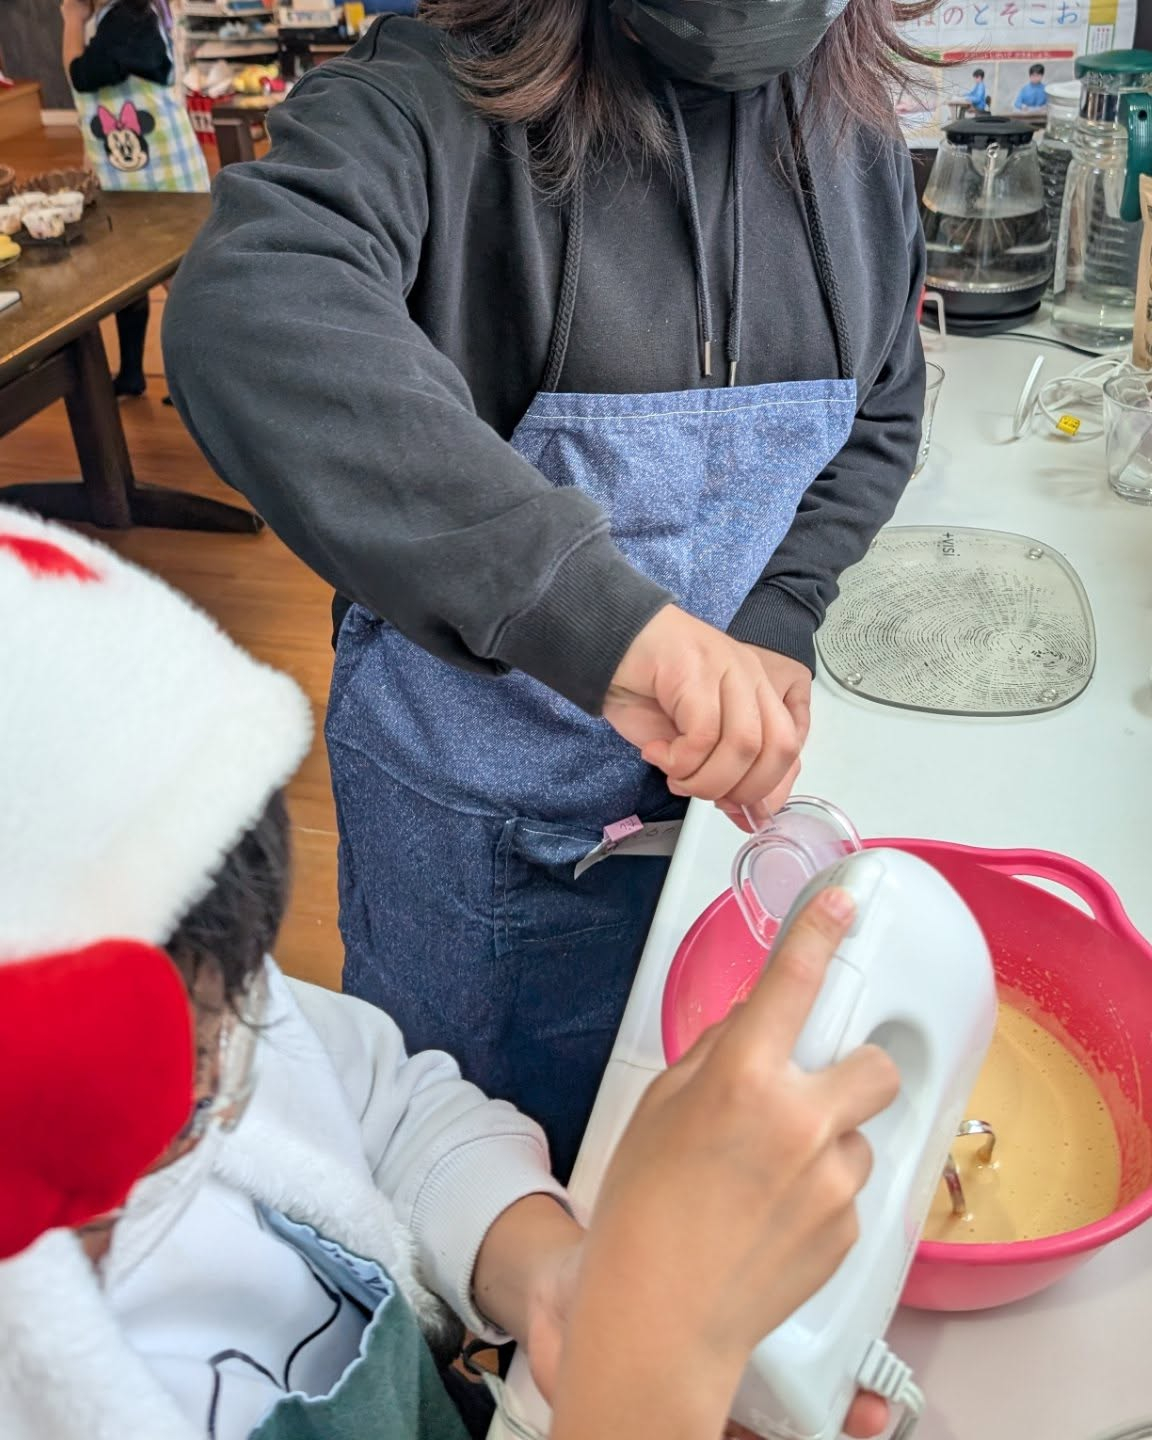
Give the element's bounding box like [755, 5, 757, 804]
[0, 191, 259, 531]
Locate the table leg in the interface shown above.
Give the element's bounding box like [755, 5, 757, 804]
[63, 326, 134, 527]
[127, 484, 263, 532]
[214, 115, 256, 167]
[0, 327, 262, 533]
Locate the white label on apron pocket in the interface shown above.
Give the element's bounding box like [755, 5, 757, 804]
[574, 820, 683, 878]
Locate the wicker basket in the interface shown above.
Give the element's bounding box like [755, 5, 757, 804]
[12, 169, 101, 206]
[0, 165, 14, 204]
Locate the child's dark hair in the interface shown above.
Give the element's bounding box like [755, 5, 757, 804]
[164, 790, 291, 1005]
[1029, 63, 1044, 75]
[973, 68, 985, 78]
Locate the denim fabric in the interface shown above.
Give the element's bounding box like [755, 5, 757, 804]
[331, 744, 680, 1179]
[326, 375, 856, 1174]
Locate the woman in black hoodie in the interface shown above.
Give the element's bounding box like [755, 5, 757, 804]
[165, 0, 929, 1180]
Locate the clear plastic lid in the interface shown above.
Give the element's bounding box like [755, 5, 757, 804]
[732, 797, 862, 948]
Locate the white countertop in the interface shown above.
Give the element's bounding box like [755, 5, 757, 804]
[492, 332, 1152, 1440]
[796, 336, 1151, 907]
[789, 334, 1152, 1440]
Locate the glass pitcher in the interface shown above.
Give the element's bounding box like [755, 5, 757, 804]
[1036, 79, 1081, 297]
[922, 115, 1051, 334]
[1052, 50, 1152, 347]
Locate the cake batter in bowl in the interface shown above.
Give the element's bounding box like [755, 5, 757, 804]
[663, 836, 1152, 1311]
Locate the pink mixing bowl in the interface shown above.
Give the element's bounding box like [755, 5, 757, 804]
[661, 839, 1152, 1312]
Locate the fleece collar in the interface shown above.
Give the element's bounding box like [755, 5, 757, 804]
[0, 1110, 452, 1440]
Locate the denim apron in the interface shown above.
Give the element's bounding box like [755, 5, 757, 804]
[327, 96, 857, 1178]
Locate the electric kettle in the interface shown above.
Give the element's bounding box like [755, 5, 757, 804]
[922, 115, 1052, 334]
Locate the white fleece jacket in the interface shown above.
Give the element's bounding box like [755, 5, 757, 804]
[0, 963, 567, 1440]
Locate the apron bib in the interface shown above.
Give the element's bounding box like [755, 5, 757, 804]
[74, 6, 209, 194]
[326, 100, 857, 1176]
[329, 376, 852, 826]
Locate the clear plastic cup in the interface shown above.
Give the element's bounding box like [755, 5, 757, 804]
[732, 797, 862, 948]
[1104, 371, 1152, 504]
[913, 362, 945, 478]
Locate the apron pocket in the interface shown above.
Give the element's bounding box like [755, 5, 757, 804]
[495, 802, 685, 955]
[497, 817, 628, 947]
[493, 805, 684, 1034]
[493, 809, 682, 1177]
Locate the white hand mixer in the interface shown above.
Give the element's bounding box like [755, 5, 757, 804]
[486, 798, 997, 1440]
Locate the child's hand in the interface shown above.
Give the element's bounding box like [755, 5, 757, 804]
[529, 1239, 888, 1438]
[520, 1227, 582, 1400]
[585, 885, 900, 1362]
[725, 1392, 889, 1439]
[519, 1230, 888, 1437]
[550, 887, 901, 1440]
[60, 0, 93, 16]
[472, 1192, 583, 1400]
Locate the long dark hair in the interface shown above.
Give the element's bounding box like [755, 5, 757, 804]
[419, 0, 937, 192]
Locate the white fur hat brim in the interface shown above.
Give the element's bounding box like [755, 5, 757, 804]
[0, 507, 313, 963]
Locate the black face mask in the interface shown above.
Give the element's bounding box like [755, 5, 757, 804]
[612, 0, 850, 91]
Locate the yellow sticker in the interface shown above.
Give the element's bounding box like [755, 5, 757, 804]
[1056, 414, 1081, 437]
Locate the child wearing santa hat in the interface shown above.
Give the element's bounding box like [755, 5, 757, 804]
[0, 508, 894, 1440]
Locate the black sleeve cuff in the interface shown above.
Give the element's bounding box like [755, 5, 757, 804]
[727, 584, 820, 673]
[493, 531, 673, 716]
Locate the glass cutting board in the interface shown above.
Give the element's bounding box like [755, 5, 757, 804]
[816, 527, 1095, 716]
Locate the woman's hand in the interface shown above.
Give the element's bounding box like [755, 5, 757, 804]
[515, 1222, 889, 1440]
[550, 887, 901, 1440]
[715, 649, 813, 831]
[751, 649, 813, 747]
[605, 607, 800, 811]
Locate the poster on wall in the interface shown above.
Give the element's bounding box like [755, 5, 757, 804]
[895, 0, 1139, 146]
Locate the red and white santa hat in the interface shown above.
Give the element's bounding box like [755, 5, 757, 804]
[0, 507, 313, 1259]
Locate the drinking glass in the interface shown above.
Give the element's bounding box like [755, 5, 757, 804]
[1104, 371, 1152, 504]
[913, 362, 945, 478]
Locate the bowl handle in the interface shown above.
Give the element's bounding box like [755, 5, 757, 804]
[963, 847, 1141, 946]
[874, 839, 1147, 949]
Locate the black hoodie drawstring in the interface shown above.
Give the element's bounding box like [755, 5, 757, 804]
[664, 80, 718, 380]
[541, 76, 851, 395]
[665, 83, 749, 387]
[727, 90, 746, 387]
